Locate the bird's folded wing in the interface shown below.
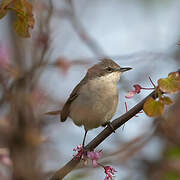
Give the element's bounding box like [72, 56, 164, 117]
[60, 76, 87, 122]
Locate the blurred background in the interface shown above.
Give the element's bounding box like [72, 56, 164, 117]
[0, 0, 180, 179]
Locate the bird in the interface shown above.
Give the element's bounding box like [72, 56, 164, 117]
[60, 58, 132, 146]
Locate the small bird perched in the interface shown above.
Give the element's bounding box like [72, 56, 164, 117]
[61, 58, 132, 146]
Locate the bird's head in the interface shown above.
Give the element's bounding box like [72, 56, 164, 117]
[87, 58, 132, 83]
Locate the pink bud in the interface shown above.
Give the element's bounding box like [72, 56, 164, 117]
[73, 144, 84, 159]
[125, 91, 136, 98]
[104, 176, 108, 180]
[92, 159, 98, 167]
[104, 166, 117, 180]
[1, 156, 12, 166]
[55, 57, 72, 75]
[87, 151, 102, 160]
[125, 84, 142, 99]
[73, 144, 83, 152]
[87, 150, 102, 168]
[104, 166, 117, 174]
[133, 84, 142, 94]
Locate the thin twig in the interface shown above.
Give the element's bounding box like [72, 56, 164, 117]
[149, 76, 156, 88]
[67, 0, 106, 57]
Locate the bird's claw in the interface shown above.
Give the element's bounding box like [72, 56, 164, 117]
[104, 122, 115, 133]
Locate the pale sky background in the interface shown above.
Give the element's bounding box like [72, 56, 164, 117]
[0, 0, 180, 179]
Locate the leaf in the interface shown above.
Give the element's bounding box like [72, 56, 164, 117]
[166, 146, 180, 159]
[161, 96, 173, 105]
[0, 0, 11, 18]
[158, 71, 180, 93]
[143, 97, 164, 117]
[165, 171, 180, 180]
[0, 0, 34, 37]
[0, 8, 7, 19]
[14, 14, 30, 37]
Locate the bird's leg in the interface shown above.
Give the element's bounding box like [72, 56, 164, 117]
[82, 130, 88, 147]
[102, 122, 115, 133]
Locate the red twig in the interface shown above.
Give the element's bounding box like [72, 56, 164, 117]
[141, 87, 155, 90]
[148, 76, 156, 88]
[125, 102, 128, 113]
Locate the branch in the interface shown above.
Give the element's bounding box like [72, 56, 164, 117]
[50, 90, 156, 180]
[67, 0, 106, 57]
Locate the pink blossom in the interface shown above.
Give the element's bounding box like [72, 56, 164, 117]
[73, 145, 103, 167]
[73, 144, 83, 152]
[125, 82, 155, 99]
[104, 166, 117, 180]
[72, 145, 89, 164]
[0, 155, 12, 166]
[73, 144, 84, 159]
[125, 91, 137, 99]
[73, 144, 89, 164]
[55, 57, 72, 75]
[125, 84, 142, 99]
[87, 150, 102, 167]
[0, 148, 12, 166]
[133, 84, 142, 94]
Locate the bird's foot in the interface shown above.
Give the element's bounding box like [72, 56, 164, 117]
[103, 122, 115, 133]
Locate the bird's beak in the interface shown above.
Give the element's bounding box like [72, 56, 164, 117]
[119, 67, 132, 72]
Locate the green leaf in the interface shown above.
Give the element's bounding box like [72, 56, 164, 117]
[158, 71, 180, 93]
[165, 171, 180, 180]
[0, 0, 34, 37]
[166, 146, 180, 159]
[161, 96, 173, 105]
[143, 97, 164, 117]
[14, 14, 30, 37]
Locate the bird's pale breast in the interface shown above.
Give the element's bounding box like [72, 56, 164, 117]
[69, 75, 119, 131]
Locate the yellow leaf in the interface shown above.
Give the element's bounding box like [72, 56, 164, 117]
[0, 0, 34, 37]
[161, 96, 173, 105]
[14, 14, 30, 37]
[0, 0, 11, 18]
[0, 9, 7, 18]
[143, 97, 164, 117]
[158, 71, 180, 93]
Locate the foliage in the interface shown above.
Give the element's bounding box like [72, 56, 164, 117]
[126, 71, 179, 117]
[0, 0, 34, 37]
[158, 71, 180, 93]
[165, 171, 180, 180]
[143, 97, 164, 117]
[143, 71, 180, 117]
[166, 146, 180, 159]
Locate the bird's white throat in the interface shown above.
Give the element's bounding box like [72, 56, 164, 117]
[94, 71, 121, 84]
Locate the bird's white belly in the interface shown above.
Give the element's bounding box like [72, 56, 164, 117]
[69, 79, 118, 130]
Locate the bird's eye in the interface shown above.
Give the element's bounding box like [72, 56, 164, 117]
[105, 67, 113, 72]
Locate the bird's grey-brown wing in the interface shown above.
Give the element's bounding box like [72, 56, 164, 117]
[60, 76, 87, 122]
